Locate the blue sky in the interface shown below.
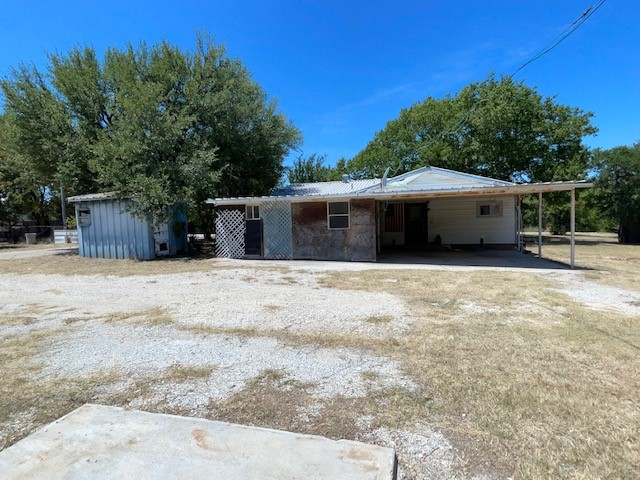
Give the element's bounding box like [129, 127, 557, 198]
[1, 1, 638, 166]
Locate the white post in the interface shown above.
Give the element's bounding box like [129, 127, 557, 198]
[538, 192, 543, 258]
[570, 188, 576, 269]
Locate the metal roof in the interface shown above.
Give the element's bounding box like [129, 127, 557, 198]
[363, 166, 514, 194]
[67, 192, 120, 203]
[207, 166, 593, 205]
[271, 178, 380, 197]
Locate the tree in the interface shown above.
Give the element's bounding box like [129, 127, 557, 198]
[591, 143, 640, 243]
[345, 75, 596, 183]
[286, 153, 333, 184]
[0, 115, 57, 228]
[0, 34, 301, 232]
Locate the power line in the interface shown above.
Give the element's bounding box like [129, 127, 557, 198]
[388, 0, 607, 177]
[511, 0, 607, 78]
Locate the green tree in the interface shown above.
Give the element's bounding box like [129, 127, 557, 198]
[0, 115, 57, 227]
[591, 143, 640, 243]
[286, 153, 333, 183]
[0, 34, 301, 232]
[346, 75, 596, 183]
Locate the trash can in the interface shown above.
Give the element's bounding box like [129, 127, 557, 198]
[25, 233, 37, 245]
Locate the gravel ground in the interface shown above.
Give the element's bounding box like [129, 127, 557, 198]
[2, 252, 637, 479]
[35, 322, 414, 406]
[0, 268, 411, 338]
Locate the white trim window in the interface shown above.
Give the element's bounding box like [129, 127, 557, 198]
[476, 201, 503, 217]
[327, 201, 350, 229]
[245, 205, 260, 220]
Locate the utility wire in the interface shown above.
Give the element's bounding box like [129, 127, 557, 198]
[387, 0, 607, 177]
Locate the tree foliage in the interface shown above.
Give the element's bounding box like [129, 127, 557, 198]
[286, 153, 333, 184]
[591, 143, 640, 242]
[342, 75, 596, 183]
[0, 34, 301, 229]
[0, 115, 57, 226]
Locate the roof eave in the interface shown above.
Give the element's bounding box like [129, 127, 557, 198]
[207, 181, 592, 206]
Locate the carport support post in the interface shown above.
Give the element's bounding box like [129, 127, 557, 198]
[570, 188, 576, 269]
[538, 192, 543, 258]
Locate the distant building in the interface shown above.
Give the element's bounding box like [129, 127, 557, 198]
[68, 193, 188, 260]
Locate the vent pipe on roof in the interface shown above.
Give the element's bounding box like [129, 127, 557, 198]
[341, 174, 350, 183]
[381, 167, 391, 187]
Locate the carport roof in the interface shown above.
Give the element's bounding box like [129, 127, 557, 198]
[207, 166, 592, 205]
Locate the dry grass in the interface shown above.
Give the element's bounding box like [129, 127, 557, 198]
[0, 313, 37, 327]
[104, 307, 173, 326]
[2, 240, 638, 478]
[161, 364, 216, 381]
[365, 314, 394, 324]
[179, 324, 391, 351]
[525, 232, 640, 292]
[0, 327, 214, 450]
[0, 327, 122, 449]
[321, 268, 640, 479]
[264, 304, 284, 311]
[207, 369, 313, 432]
[0, 253, 290, 277]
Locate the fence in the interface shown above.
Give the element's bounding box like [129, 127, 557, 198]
[0, 225, 77, 244]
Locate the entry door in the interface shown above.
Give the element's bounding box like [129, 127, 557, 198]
[245, 219, 263, 256]
[404, 202, 428, 248]
[244, 205, 263, 257]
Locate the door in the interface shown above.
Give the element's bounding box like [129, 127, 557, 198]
[154, 223, 170, 257]
[404, 202, 428, 248]
[244, 205, 263, 257]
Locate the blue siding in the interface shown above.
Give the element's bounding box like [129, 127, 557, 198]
[75, 199, 155, 260]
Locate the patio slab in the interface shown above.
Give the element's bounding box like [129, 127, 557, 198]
[0, 404, 397, 480]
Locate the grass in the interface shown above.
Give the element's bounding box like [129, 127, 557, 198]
[321, 267, 640, 479]
[364, 314, 394, 324]
[104, 307, 173, 326]
[0, 252, 291, 277]
[0, 313, 37, 327]
[524, 231, 640, 292]
[0, 326, 217, 450]
[1, 239, 638, 478]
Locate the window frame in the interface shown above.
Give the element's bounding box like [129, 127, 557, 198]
[327, 201, 350, 230]
[78, 207, 92, 227]
[245, 205, 260, 220]
[476, 201, 503, 218]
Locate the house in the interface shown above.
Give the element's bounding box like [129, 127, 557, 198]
[67, 193, 188, 260]
[208, 166, 591, 266]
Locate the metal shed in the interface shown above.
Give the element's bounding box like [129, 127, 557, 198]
[67, 193, 188, 260]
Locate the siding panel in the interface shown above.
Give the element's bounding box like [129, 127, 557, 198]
[428, 195, 516, 245]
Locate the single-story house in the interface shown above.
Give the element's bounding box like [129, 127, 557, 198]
[208, 166, 591, 266]
[68, 193, 188, 260]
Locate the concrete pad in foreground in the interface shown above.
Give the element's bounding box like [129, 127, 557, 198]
[0, 404, 397, 479]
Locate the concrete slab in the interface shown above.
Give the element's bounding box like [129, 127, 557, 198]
[0, 404, 397, 480]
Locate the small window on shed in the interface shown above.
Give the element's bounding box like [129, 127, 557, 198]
[328, 201, 350, 229]
[78, 208, 91, 227]
[246, 205, 260, 220]
[477, 201, 503, 217]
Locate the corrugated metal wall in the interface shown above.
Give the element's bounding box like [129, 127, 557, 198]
[76, 200, 155, 260]
[428, 195, 516, 245]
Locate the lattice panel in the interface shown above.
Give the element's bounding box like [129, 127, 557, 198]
[262, 200, 293, 260]
[215, 209, 246, 258]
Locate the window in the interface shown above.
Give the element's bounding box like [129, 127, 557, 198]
[477, 201, 503, 217]
[246, 205, 260, 220]
[78, 208, 91, 227]
[328, 201, 350, 229]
